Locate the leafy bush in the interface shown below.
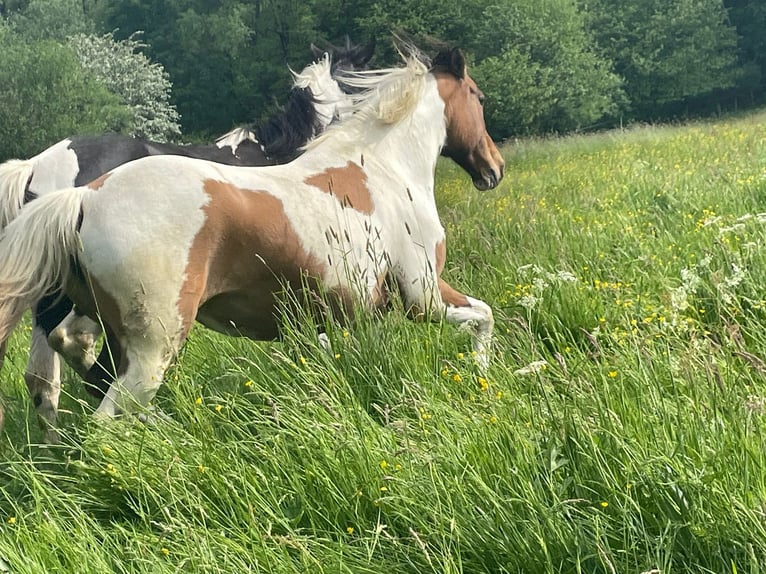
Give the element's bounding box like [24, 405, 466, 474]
[67, 33, 181, 142]
[0, 31, 130, 160]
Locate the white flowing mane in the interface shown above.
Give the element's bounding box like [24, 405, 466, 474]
[304, 51, 432, 152]
[291, 53, 347, 127]
[290, 53, 333, 91]
[214, 126, 258, 149]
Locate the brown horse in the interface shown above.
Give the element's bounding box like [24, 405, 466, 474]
[0, 47, 504, 426]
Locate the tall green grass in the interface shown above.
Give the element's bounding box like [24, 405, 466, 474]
[2, 111, 766, 572]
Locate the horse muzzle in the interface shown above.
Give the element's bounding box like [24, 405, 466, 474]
[473, 164, 504, 191]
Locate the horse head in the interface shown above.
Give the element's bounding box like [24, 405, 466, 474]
[431, 48, 505, 191]
[311, 36, 376, 77]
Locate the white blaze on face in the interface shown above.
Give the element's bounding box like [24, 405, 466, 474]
[29, 139, 80, 197]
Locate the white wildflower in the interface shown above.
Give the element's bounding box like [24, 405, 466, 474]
[513, 360, 548, 376]
[556, 270, 577, 283]
[518, 294, 540, 310]
[702, 216, 722, 227]
[718, 223, 746, 236]
[723, 263, 746, 289]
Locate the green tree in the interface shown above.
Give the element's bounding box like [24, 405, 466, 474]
[724, 0, 766, 104]
[585, 0, 740, 119]
[94, 0, 300, 137]
[94, 0, 381, 137]
[0, 28, 130, 159]
[7, 0, 93, 41]
[470, 0, 623, 138]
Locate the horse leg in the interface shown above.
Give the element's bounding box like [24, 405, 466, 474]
[92, 290, 200, 419]
[25, 319, 62, 443]
[81, 328, 121, 398]
[0, 339, 6, 371]
[438, 277, 494, 369]
[93, 328, 179, 419]
[47, 309, 102, 379]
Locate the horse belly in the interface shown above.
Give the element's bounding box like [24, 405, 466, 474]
[196, 291, 281, 340]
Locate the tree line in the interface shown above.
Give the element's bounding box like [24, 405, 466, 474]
[0, 0, 763, 160]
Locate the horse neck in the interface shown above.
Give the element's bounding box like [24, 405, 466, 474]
[356, 76, 447, 200]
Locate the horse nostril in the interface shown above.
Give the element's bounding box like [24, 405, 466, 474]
[493, 164, 504, 184]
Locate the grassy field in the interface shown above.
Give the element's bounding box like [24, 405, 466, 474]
[2, 110, 766, 573]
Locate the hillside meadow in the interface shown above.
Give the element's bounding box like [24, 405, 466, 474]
[2, 110, 766, 573]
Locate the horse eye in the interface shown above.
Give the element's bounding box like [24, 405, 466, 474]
[470, 87, 485, 105]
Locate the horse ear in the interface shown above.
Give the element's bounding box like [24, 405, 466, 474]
[432, 48, 466, 80]
[354, 39, 376, 67]
[310, 43, 327, 61]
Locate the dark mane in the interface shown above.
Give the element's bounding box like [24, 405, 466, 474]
[252, 87, 320, 163]
[249, 38, 375, 162]
[312, 36, 376, 75]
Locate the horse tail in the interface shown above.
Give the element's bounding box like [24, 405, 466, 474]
[0, 159, 34, 230]
[0, 186, 92, 344]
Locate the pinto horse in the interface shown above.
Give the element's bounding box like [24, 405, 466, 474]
[0, 46, 504, 426]
[0, 43, 373, 435]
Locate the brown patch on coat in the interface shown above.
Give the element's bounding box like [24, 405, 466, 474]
[179, 179, 330, 340]
[304, 161, 373, 214]
[434, 240, 469, 307]
[87, 172, 112, 190]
